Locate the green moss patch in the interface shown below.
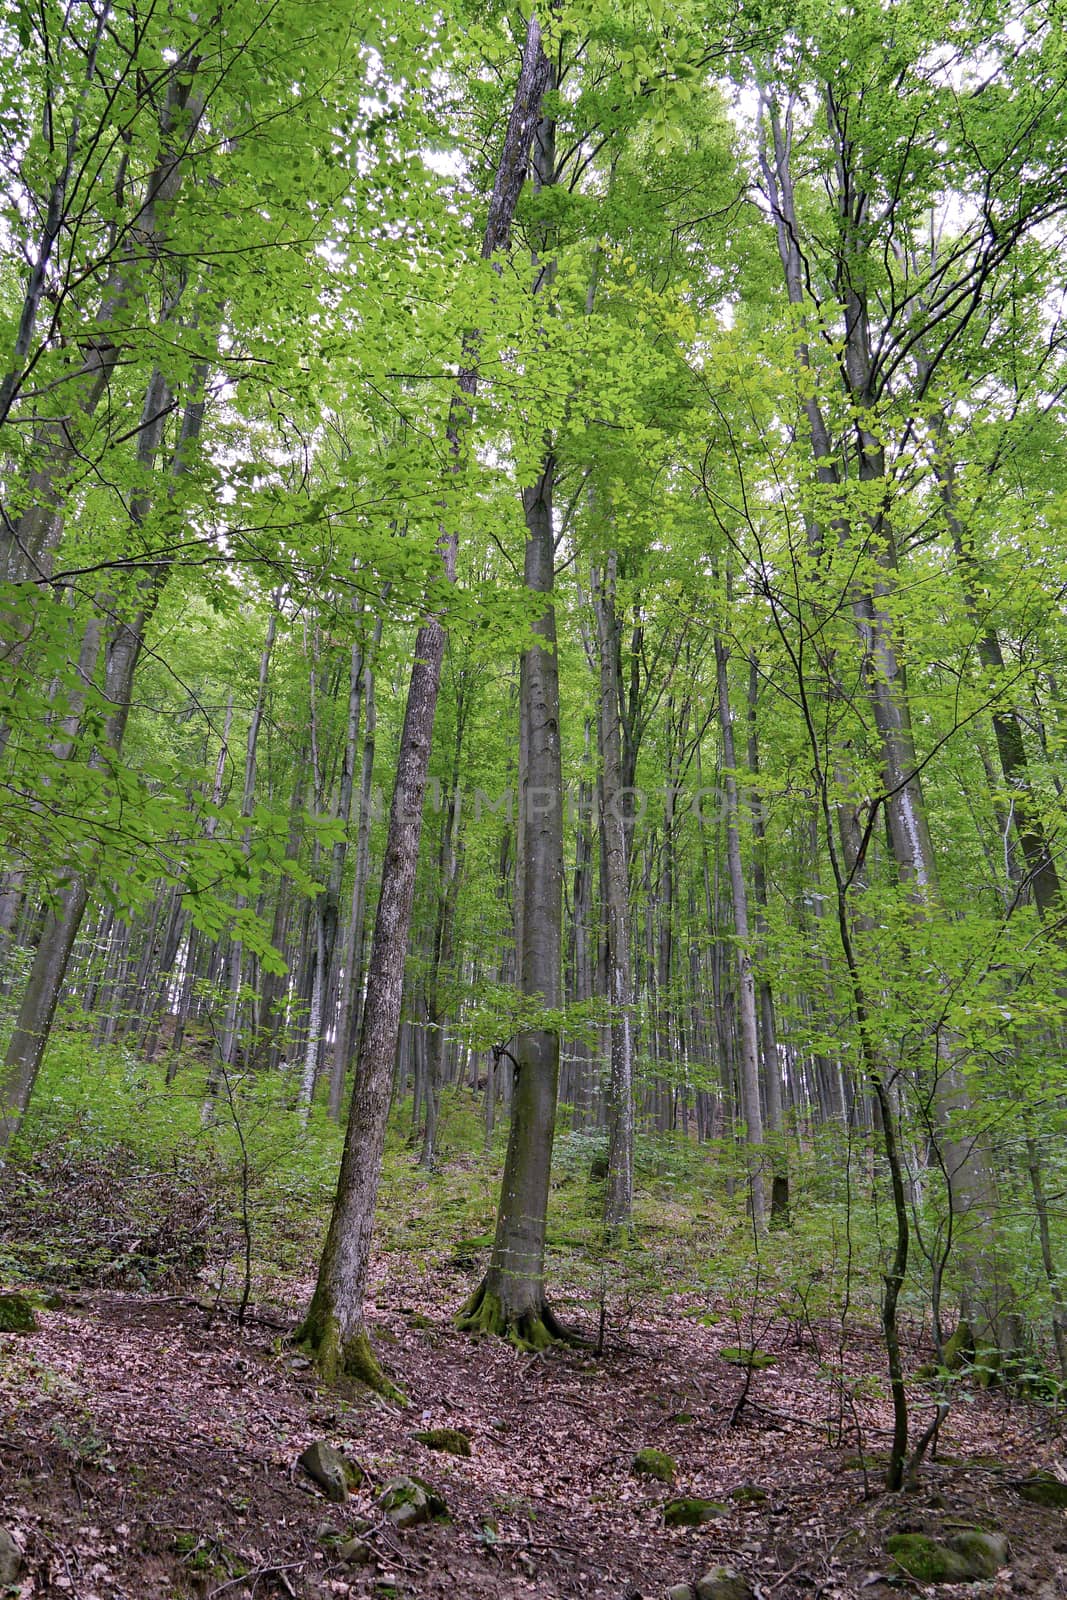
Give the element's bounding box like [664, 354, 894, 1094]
[412, 1427, 472, 1457]
[632, 1447, 676, 1483]
[664, 1497, 729, 1527]
[1016, 1471, 1067, 1508]
[885, 1533, 972, 1583]
[885, 1527, 1008, 1583]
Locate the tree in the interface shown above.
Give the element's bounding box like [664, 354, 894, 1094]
[296, 12, 553, 1386]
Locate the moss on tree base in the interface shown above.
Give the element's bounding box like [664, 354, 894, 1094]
[294, 1311, 405, 1401]
[456, 1280, 578, 1351]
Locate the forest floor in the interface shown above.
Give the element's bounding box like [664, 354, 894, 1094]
[2, 1248, 1067, 1600]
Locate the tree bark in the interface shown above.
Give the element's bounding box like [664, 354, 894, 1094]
[594, 556, 635, 1232]
[714, 628, 766, 1231]
[460, 444, 567, 1346]
[297, 17, 553, 1387]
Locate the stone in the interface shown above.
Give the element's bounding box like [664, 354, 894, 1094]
[0, 1294, 37, 1334]
[885, 1531, 1000, 1583]
[0, 1527, 23, 1586]
[694, 1566, 757, 1600]
[632, 1447, 676, 1483]
[412, 1427, 471, 1457]
[946, 1529, 1008, 1578]
[729, 1485, 769, 1505]
[1016, 1471, 1067, 1508]
[886, 1533, 969, 1583]
[378, 1476, 446, 1530]
[664, 1497, 729, 1528]
[337, 1537, 374, 1566]
[299, 1441, 355, 1503]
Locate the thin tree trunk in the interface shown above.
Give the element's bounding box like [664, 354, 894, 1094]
[217, 605, 278, 1077]
[762, 95, 1007, 1360]
[0, 364, 209, 1151]
[594, 556, 634, 1232]
[715, 628, 766, 1230]
[329, 634, 381, 1118]
[747, 656, 788, 1219]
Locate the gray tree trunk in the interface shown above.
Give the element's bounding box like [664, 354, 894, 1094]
[461, 443, 567, 1345]
[714, 629, 766, 1231]
[594, 556, 634, 1231]
[296, 19, 552, 1387]
[328, 627, 382, 1119]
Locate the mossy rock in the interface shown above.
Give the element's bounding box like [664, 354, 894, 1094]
[298, 1440, 361, 1503]
[412, 1427, 471, 1457]
[0, 1527, 24, 1586]
[449, 1234, 493, 1268]
[632, 1447, 676, 1483]
[885, 1533, 972, 1583]
[408, 1313, 433, 1330]
[172, 1532, 208, 1564]
[0, 1293, 37, 1334]
[337, 1536, 374, 1566]
[1015, 1470, 1067, 1508]
[719, 1346, 776, 1369]
[664, 1496, 729, 1527]
[695, 1569, 757, 1600]
[947, 1529, 1008, 1578]
[729, 1485, 769, 1505]
[885, 1527, 1005, 1583]
[170, 1531, 246, 1581]
[918, 1319, 975, 1380]
[378, 1475, 447, 1530]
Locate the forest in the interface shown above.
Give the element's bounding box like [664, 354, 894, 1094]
[2, 1, 1067, 1596]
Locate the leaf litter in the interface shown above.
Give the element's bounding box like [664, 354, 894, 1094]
[2, 1260, 1067, 1599]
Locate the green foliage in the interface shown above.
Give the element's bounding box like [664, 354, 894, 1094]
[0, 1033, 341, 1293]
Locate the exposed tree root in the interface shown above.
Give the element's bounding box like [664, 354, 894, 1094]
[456, 1279, 580, 1351]
[293, 1310, 405, 1401]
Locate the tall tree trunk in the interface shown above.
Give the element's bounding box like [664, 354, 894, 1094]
[461, 441, 567, 1346]
[714, 628, 766, 1231]
[762, 95, 1008, 1360]
[594, 556, 634, 1232]
[460, 78, 569, 1347]
[296, 20, 552, 1388]
[567, 726, 596, 1130]
[747, 656, 788, 1219]
[420, 675, 469, 1168]
[329, 628, 382, 1119]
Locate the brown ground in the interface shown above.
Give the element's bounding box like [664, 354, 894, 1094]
[2, 1263, 1066, 1600]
